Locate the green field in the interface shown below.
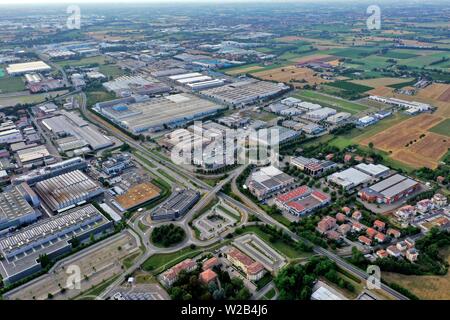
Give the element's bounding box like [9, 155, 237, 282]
[381, 50, 419, 59]
[55, 56, 108, 68]
[0, 68, 5, 78]
[239, 226, 311, 259]
[328, 47, 378, 58]
[429, 119, 450, 137]
[401, 52, 450, 68]
[98, 64, 126, 79]
[294, 90, 368, 114]
[326, 80, 373, 93]
[0, 76, 26, 93]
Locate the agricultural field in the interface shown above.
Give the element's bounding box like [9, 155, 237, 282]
[429, 119, 450, 137]
[98, 64, 126, 79]
[252, 65, 329, 86]
[379, 50, 419, 59]
[360, 114, 450, 169]
[326, 80, 373, 93]
[350, 77, 415, 88]
[294, 90, 369, 114]
[225, 64, 264, 75]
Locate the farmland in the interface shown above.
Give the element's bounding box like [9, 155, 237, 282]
[360, 114, 450, 169]
[252, 65, 329, 86]
[429, 119, 450, 137]
[294, 90, 369, 114]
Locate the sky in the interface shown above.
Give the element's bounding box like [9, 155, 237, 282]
[0, 0, 379, 4]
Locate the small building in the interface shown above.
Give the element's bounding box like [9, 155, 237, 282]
[376, 249, 388, 259]
[352, 222, 365, 232]
[374, 233, 386, 243]
[366, 227, 378, 239]
[199, 269, 218, 285]
[387, 245, 402, 258]
[336, 213, 346, 223]
[338, 223, 351, 235]
[396, 241, 408, 252]
[203, 257, 220, 271]
[387, 228, 401, 239]
[358, 235, 372, 246]
[405, 238, 415, 248]
[406, 248, 419, 262]
[373, 220, 386, 232]
[317, 216, 337, 234]
[352, 211, 362, 221]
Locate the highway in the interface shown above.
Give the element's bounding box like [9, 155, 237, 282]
[79, 100, 409, 300]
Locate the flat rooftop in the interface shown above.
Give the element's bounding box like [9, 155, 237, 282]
[115, 182, 161, 210]
[6, 61, 51, 74]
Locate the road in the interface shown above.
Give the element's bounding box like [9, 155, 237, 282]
[79, 99, 409, 300]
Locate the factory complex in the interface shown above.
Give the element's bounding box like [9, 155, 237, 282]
[96, 93, 225, 134]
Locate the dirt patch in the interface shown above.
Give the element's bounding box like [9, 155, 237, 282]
[226, 65, 264, 75]
[252, 65, 329, 86]
[437, 87, 450, 102]
[360, 114, 447, 169]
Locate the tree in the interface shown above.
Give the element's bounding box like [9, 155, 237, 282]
[368, 142, 374, 149]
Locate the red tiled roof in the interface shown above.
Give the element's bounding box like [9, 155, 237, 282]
[312, 190, 329, 202]
[228, 248, 255, 267]
[287, 201, 306, 212]
[199, 269, 217, 283]
[203, 257, 219, 270]
[276, 185, 310, 203]
[367, 227, 378, 238]
[374, 220, 386, 228]
[247, 262, 265, 275]
[358, 235, 372, 245]
[375, 233, 386, 242]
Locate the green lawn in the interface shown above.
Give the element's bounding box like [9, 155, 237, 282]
[98, 64, 126, 79]
[326, 80, 373, 93]
[263, 288, 276, 300]
[239, 225, 310, 259]
[294, 90, 368, 114]
[428, 119, 450, 137]
[0, 76, 26, 93]
[56, 56, 108, 68]
[85, 89, 116, 106]
[217, 205, 241, 221]
[328, 47, 378, 59]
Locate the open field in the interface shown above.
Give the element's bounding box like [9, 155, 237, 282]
[0, 76, 26, 93]
[55, 56, 108, 68]
[252, 65, 328, 86]
[294, 90, 368, 114]
[351, 77, 415, 88]
[225, 65, 264, 75]
[382, 249, 450, 300]
[429, 118, 450, 137]
[0, 90, 69, 107]
[360, 114, 449, 169]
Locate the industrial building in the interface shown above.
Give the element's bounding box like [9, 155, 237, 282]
[0, 129, 23, 144]
[102, 75, 153, 94]
[6, 61, 51, 75]
[253, 125, 301, 147]
[291, 156, 337, 177]
[358, 174, 420, 204]
[275, 185, 331, 216]
[248, 166, 295, 200]
[0, 184, 40, 232]
[368, 96, 432, 114]
[16, 145, 53, 168]
[34, 170, 103, 212]
[357, 116, 378, 127]
[354, 163, 390, 178]
[327, 168, 372, 190]
[302, 107, 337, 122]
[151, 189, 200, 220]
[0, 204, 112, 284]
[114, 182, 161, 211]
[102, 153, 132, 175]
[41, 111, 113, 151]
[326, 112, 352, 124]
[200, 79, 289, 107]
[98, 93, 224, 134]
[12, 157, 87, 186]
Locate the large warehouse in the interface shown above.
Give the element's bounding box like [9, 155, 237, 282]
[248, 166, 295, 200]
[98, 93, 225, 134]
[327, 168, 372, 190]
[0, 204, 112, 284]
[41, 111, 113, 151]
[0, 184, 40, 232]
[6, 61, 51, 75]
[275, 185, 331, 216]
[34, 170, 103, 212]
[358, 174, 420, 204]
[200, 79, 289, 107]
